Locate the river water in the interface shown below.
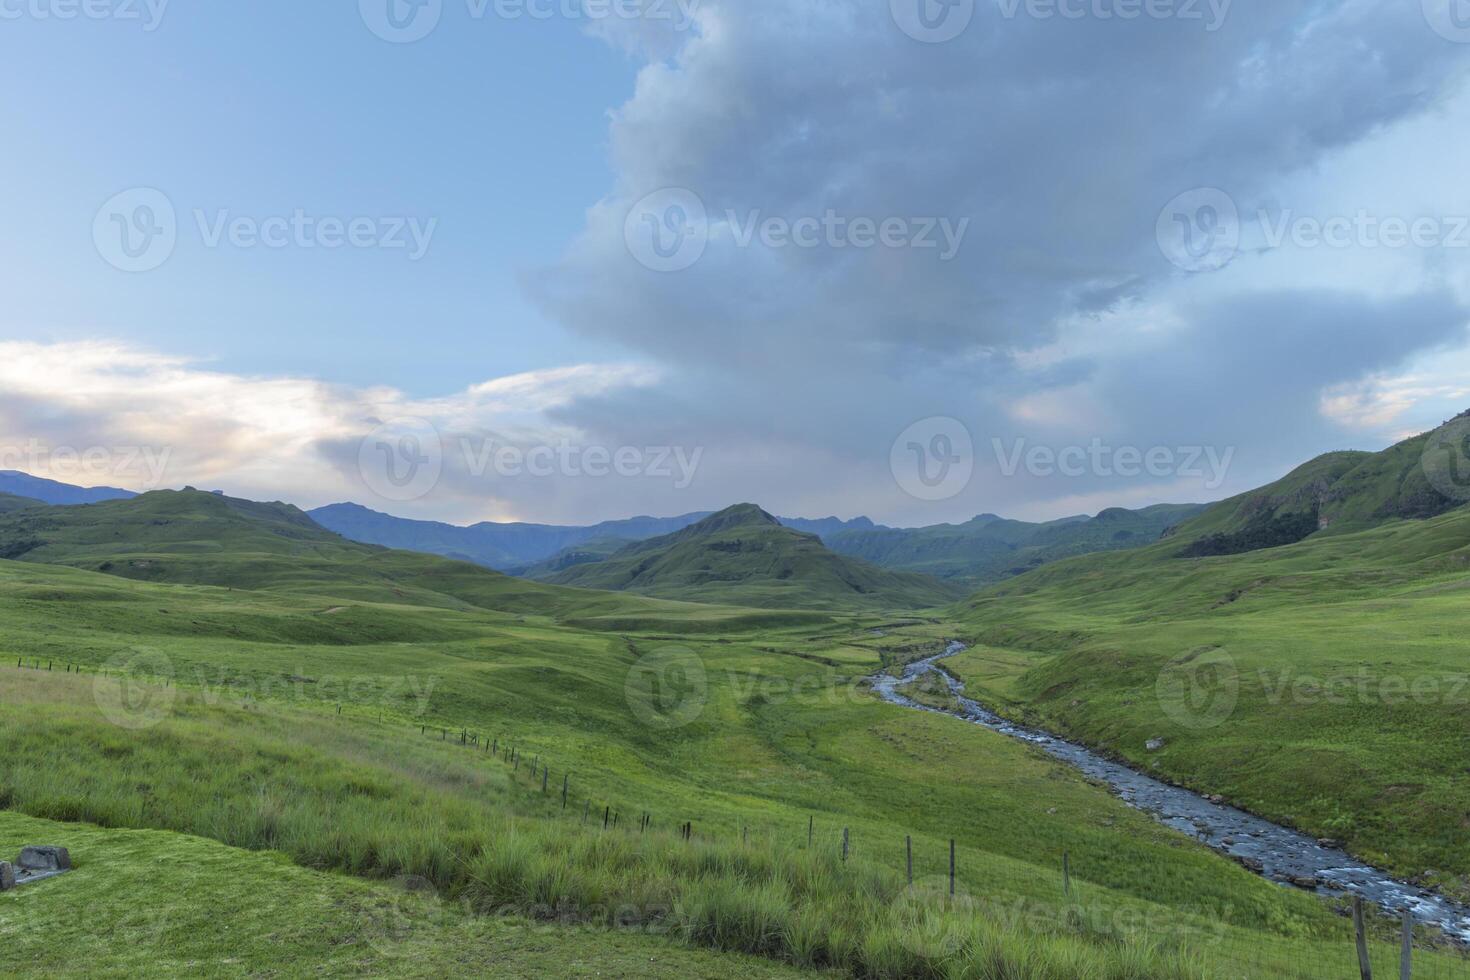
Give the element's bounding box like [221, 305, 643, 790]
[870, 642, 1470, 943]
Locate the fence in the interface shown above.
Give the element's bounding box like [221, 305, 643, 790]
[8, 658, 1470, 978]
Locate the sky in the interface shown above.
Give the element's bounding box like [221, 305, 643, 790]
[2, 0, 1469, 528]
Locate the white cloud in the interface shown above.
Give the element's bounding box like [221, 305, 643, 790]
[0, 340, 664, 522]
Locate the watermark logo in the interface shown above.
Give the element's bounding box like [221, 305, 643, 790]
[728, 211, 969, 260]
[1258, 209, 1470, 251]
[1155, 647, 1238, 730]
[996, 0, 1230, 31]
[624, 645, 707, 730]
[94, 188, 177, 273]
[193, 209, 437, 259]
[993, 437, 1234, 489]
[0, 439, 172, 490]
[890, 0, 974, 43]
[1157, 187, 1239, 273]
[94, 189, 437, 271]
[888, 875, 975, 958]
[93, 648, 176, 730]
[624, 188, 708, 273]
[891, 417, 974, 502]
[1423, 0, 1470, 44]
[358, 416, 444, 503]
[360, 0, 443, 42]
[0, 0, 169, 30]
[1422, 415, 1470, 502]
[459, 438, 702, 489]
[363, 875, 435, 956]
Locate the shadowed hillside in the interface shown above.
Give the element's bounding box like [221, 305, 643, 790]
[549, 504, 967, 610]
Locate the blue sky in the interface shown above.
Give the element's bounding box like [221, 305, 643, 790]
[2, 1, 1469, 527]
[1, 3, 631, 392]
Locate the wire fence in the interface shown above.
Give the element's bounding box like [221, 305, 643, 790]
[11, 658, 1470, 979]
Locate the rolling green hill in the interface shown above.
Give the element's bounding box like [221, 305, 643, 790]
[825, 504, 1205, 584]
[1, 557, 1425, 979]
[1169, 412, 1470, 558]
[509, 535, 634, 580]
[0, 492, 39, 515]
[548, 504, 967, 610]
[0, 486, 1461, 975]
[957, 415, 1470, 888]
[0, 489, 826, 632]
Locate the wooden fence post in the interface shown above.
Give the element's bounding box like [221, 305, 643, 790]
[1400, 909, 1412, 980]
[603, 806, 610, 830]
[808, 815, 813, 848]
[561, 774, 569, 809]
[842, 828, 849, 863]
[1353, 897, 1373, 980]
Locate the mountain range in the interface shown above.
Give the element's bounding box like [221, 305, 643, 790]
[0, 470, 136, 506]
[308, 500, 1203, 586]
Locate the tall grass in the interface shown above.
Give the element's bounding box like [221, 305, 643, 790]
[0, 670, 1211, 978]
[3, 669, 1465, 979]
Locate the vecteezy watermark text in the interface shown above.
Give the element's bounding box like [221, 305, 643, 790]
[996, 0, 1230, 30]
[0, 0, 168, 30]
[0, 439, 171, 489]
[993, 438, 1234, 489]
[460, 438, 702, 488]
[1158, 188, 1470, 273]
[623, 189, 971, 272]
[94, 188, 437, 273]
[357, 417, 704, 503]
[360, 0, 700, 43]
[890, 0, 1230, 44]
[888, 417, 1235, 503]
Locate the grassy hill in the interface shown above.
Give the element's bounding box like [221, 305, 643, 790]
[0, 489, 826, 632]
[510, 535, 635, 580]
[957, 416, 1470, 890]
[2, 481, 1468, 975]
[827, 505, 1204, 585]
[1169, 413, 1470, 558]
[309, 501, 880, 573]
[0, 492, 39, 515]
[3, 555, 1445, 978]
[548, 504, 967, 610]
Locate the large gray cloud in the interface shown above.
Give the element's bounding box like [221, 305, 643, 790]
[520, 0, 1470, 525]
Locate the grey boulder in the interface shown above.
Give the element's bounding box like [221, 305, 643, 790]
[17, 846, 71, 872]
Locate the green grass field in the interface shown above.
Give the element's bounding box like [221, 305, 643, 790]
[0, 810, 824, 979]
[1, 478, 1469, 977]
[960, 502, 1470, 898]
[3, 554, 1468, 977]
